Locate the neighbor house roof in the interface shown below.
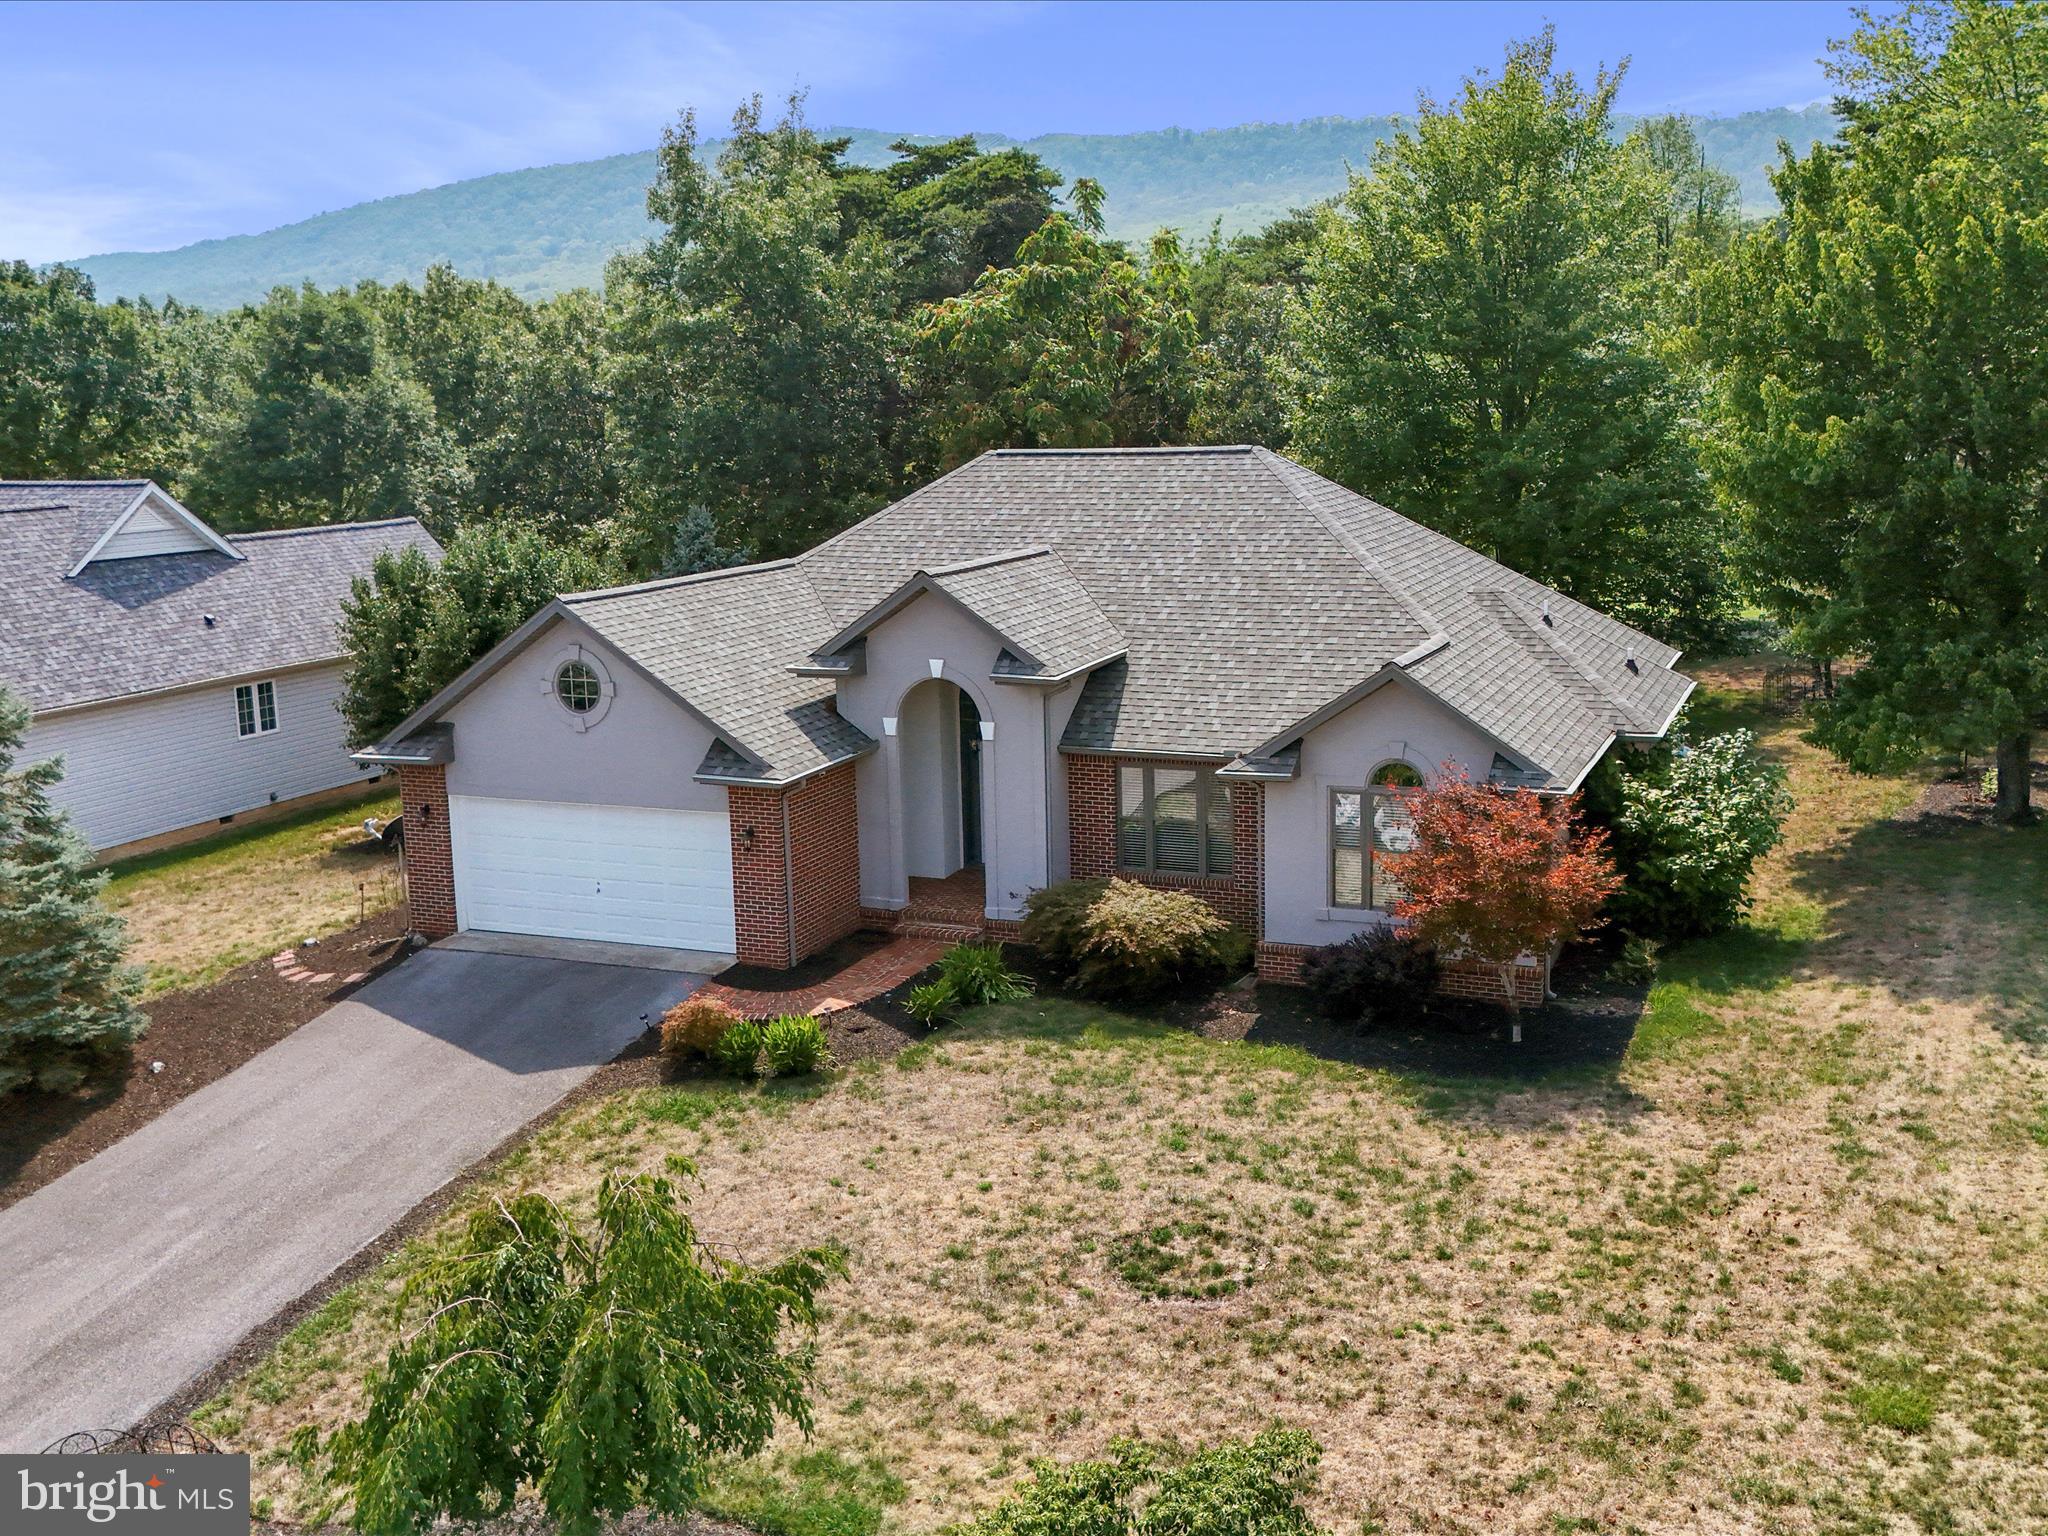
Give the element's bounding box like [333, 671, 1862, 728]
[367, 447, 1691, 791]
[0, 481, 441, 715]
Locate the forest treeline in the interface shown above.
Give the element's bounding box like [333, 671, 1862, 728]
[7, 4, 2045, 817]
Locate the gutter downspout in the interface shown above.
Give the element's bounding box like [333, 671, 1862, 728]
[782, 793, 796, 968]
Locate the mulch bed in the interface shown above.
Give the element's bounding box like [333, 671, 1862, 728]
[711, 929, 896, 994]
[0, 910, 413, 1212]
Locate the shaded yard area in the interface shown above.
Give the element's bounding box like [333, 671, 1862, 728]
[200, 662, 2048, 1536]
[104, 786, 401, 996]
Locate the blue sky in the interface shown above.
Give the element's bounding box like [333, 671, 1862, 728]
[5, 0, 1857, 264]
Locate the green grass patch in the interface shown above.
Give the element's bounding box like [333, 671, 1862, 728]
[700, 1448, 907, 1536]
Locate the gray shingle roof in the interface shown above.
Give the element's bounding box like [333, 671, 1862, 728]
[813, 547, 1127, 682]
[394, 449, 1690, 791]
[563, 563, 875, 786]
[0, 482, 441, 715]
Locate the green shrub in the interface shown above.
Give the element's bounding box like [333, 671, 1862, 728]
[1073, 880, 1231, 1001]
[761, 1014, 829, 1077]
[936, 943, 1030, 1006]
[964, 1428, 1323, 1536]
[1026, 878, 1234, 1001]
[661, 994, 742, 1060]
[1021, 878, 1108, 973]
[710, 1018, 765, 1078]
[1589, 730, 1792, 938]
[904, 979, 958, 1027]
[1299, 926, 1438, 1025]
[1608, 936, 1661, 987]
[1211, 926, 1256, 976]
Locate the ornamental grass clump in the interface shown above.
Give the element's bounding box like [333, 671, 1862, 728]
[761, 1014, 829, 1077]
[903, 943, 1030, 1026]
[709, 1017, 765, 1078]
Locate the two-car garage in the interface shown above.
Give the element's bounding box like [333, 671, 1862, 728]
[447, 796, 738, 954]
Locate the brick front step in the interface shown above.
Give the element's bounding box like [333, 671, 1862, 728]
[899, 919, 986, 942]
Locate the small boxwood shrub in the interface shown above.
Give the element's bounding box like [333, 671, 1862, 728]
[710, 1017, 765, 1078]
[1299, 926, 1439, 1025]
[1027, 878, 1231, 1002]
[762, 1014, 829, 1077]
[659, 994, 742, 1060]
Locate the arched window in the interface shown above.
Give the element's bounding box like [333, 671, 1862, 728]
[1331, 762, 1423, 910]
[1369, 760, 1423, 790]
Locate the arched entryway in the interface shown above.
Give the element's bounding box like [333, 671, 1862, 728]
[897, 677, 987, 887]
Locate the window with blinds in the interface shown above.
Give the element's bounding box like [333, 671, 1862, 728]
[1332, 767, 1421, 910]
[1115, 764, 1233, 878]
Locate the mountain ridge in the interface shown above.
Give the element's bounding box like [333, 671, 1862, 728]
[68, 106, 1836, 311]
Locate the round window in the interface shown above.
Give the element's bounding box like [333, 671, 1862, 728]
[1370, 760, 1423, 789]
[554, 660, 603, 714]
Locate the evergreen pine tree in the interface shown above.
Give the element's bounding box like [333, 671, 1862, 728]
[0, 687, 145, 1093]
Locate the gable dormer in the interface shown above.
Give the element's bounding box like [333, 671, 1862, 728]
[68, 483, 241, 576]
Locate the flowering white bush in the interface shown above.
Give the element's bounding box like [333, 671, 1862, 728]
[1610, 730, 1792, 936]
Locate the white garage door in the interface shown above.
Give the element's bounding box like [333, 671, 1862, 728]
[448, 796, 737, 953]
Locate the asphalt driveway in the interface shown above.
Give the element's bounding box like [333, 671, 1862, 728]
[0, 946, 699, 1452]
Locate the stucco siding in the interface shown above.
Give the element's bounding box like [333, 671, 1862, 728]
[837, 591, 1057, 921]
[442, 616, 725, 815]
[1261, 677, 1499, 948]
[24, 662, 376, 850]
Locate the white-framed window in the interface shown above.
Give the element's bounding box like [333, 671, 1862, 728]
[1116, 763, 1233, 877]
[1330, 761, 1422, 910]
[235, 679, 278, 738]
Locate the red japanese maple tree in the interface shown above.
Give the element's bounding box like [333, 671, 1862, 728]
[1382, 767, 1620, 1036]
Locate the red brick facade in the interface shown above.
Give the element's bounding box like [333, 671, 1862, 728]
[1438, 955, 1550, 1007]
[726, 763, 863, 969]
[1065, 755, 1264, 936]
[787, 763, 863, 963]
[397, 764, 456, 939]
[1254, 939, 1547, 1004]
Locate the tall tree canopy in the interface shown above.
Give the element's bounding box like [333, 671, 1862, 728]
[1289, 30, 1731, 646]
[909, 212, 1197, 468]
[606, 96, 901, 564]
[198, 282, 467, 532]
[1693, 0, 2048, 820]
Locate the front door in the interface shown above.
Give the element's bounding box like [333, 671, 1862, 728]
[958, 693, 984, 866]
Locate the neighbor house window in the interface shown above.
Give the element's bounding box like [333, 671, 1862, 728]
[235, 680, 278, 738]
[1116, 764, 1233, 877]
[554, 659, 602, 714]
[1330, 761, 1422, 910]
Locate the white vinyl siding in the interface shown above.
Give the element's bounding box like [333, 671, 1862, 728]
[21, 663, 377, 850]
[92, 499, 214, 563]
[449, 796, 736, 952]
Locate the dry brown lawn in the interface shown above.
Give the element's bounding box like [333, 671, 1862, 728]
[104, 788, 401, 995]
[203, 666, 2048, 1535]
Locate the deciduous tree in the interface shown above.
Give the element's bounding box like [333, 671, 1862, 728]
[325, 1166, 841, 1536]
[1289, 30, 1731, 647]
[909, 212, 1197, 467]
[1384, 769, 1620, 1036]
[1692, 0, 2048, 822]
[337, 522, 619, 746]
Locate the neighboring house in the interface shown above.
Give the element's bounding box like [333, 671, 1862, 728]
[0, 480, 441, 855]
[359, 448, 1691, 994]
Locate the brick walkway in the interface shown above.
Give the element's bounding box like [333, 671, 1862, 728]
[698, 937, 947, 1020]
